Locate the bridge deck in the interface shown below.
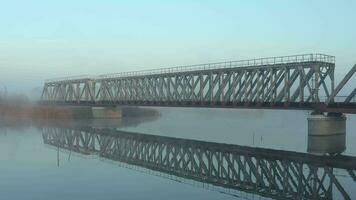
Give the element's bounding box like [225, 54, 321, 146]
[42, 101, 356, 113]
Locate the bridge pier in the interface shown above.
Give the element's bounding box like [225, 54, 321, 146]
[91, 107, 122, 119]
[307, 112, 346, 155]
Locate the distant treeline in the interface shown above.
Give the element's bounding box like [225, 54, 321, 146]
[0, 93, 160, 128]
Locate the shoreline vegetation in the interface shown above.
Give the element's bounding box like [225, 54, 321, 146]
[0, 96, 160, 128]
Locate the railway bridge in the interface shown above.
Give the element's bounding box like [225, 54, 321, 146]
[40, 53, 356, 139]
[41, 53, 355, 113]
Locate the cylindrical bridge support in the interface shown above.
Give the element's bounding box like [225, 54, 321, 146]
[92, 107, 122, 119]
[307, 112, 346, 155]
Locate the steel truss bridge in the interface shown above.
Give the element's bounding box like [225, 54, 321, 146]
[43, 127, 356, 200]
[41, 54, 356, 113]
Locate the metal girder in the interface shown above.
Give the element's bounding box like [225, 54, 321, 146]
[345, 89, 356, 103]
[43, 127, 356, 200]
[327, 64, 356, 104]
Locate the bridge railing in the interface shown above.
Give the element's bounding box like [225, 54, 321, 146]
[46, 53, 335, 83]
[97, 53, 334, 80]
[45, 75, 92, 83]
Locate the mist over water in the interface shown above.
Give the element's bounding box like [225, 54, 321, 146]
[0, 108, 356, 199]
[1, 68, 356, 199]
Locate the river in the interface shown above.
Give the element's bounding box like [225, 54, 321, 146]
[0, 108, 355, 199]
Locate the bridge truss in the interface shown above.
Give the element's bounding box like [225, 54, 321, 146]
[40, 54, 356, 111]
[43, 127, 356, 199]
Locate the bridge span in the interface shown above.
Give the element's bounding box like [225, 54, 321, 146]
[41, 53, 356, 113]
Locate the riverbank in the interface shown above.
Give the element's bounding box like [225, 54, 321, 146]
[0, 102, 160, 128]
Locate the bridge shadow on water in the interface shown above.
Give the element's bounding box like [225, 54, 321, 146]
[42, 125, 356, 200]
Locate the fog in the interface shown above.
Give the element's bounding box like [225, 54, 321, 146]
[1, 1, 356, 98]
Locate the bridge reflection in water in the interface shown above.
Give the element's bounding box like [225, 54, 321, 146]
[42, 127, 356, 200]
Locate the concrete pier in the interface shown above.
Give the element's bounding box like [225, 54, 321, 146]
[91, 107, 122, 119]
[307, 112, 346, 155]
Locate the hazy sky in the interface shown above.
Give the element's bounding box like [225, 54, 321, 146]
[0, 0, 355, 97]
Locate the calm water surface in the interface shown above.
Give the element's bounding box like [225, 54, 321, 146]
[0, 108, 355, 199]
